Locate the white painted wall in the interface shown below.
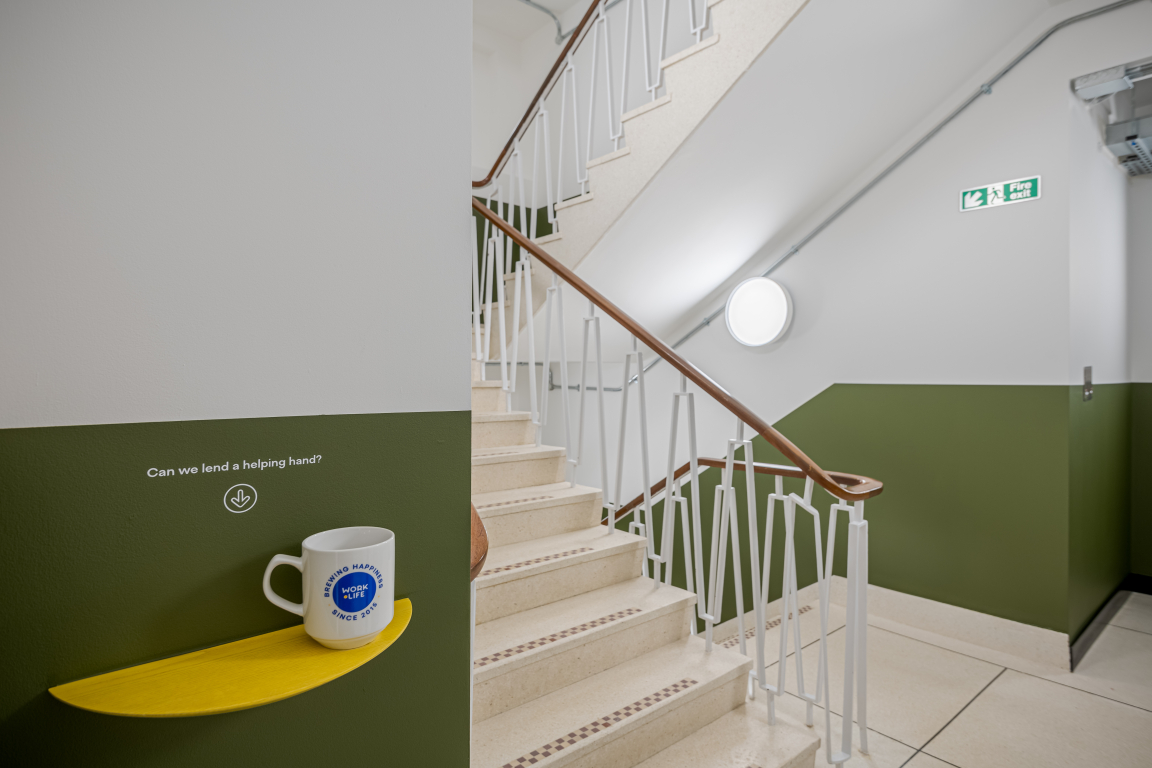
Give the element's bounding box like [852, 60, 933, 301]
[510, 0, 1151, 496]
[0, 0, 472, 429]
[1069, 96, 1130, 385]
[1130, 176, 1152, 382]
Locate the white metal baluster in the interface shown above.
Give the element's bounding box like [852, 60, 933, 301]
[620, 0, 633, 128]
[790, 480, 823, 730]
[508, 255, 523, 409]
[688, 0, 708, 43]
[529, 109, 542, 241]
[708, 482, 726, 647]
[556, 58, 571, 210]
[776, 494, 796, 693]
[576, 300, 592, 469]
[857, 502, 870, 755]
[513, 143, 528, 241]
[555, 282, 574, 483]
[684, 384, 713, 647]
[662, 379, 683, 586]
[523, 259, 539, 440]
[540, 107, 555, 234]
[599, 1, 621, 152]
[635, 343, 656, 582]
[482, 238, 495, 372]
[834, 514, 861, 766]
[584, 10, 601, 189]
[609, 345, 632, 536]
[742, 430, 773, 721]
[494, 237, 510, 408]
[656, 0, 670, 93]
[540, 277, 556, 437]
[724, 422, 747, 656]
[591, 306, 610, 507]
[471, 224, 482, 364]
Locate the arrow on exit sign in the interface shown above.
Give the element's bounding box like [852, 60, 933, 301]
[960, 176, 1041, 211]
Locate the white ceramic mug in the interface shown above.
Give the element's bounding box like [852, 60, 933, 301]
[263, 526, 395, 649]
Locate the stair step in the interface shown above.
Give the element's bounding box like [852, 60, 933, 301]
[473, 576, 695, 722]
[472, 410, 536, 450]
[471, 379, 506, 413]
[622, 94, 671, 123]
[556, 192, 594, 211]
[472, 481, 601, 547]
[534, 231, 563, 245]
[660, 33, 720, 70]
[471, 444, 566, 494]
[632, 702, 819, 768]
[471, 636, 752, 768]
[587, 146, 631, 169]
[475, 526, 646, 624]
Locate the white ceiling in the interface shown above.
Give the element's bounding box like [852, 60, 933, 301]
[572, 0, 1078, 356]
[474, 0, 585, 42]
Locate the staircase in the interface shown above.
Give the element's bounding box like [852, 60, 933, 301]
[475, 0, 810, 318]
[470, 359, 820, 768]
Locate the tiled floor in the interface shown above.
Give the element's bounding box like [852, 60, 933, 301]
[763, 591, 1152, 767]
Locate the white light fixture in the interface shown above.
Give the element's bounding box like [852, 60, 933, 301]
[724, 277, 792, 347]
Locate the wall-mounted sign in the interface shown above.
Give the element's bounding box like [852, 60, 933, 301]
[960, 176, 1041, 211]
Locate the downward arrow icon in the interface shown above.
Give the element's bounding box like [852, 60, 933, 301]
[963, 191, 983, 209]
[231, 490, 249, 508]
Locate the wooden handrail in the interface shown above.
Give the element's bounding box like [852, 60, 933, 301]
[605, 459, 882, 525]
[471, 197, 884, 503]
[470, 503, 489, 582]
[472, 0, 602, 189]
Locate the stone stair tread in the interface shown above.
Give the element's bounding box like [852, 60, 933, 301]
[471, 636, 752, 767]
[472, 410, 531, 423]
[477, 525, 645, 589]
[471, 443, 564, 464]
[474, 576, 695, 682]
[472, 481, 600, 519]
[632, 701, 820, 768]
[472, 379, 503, 389]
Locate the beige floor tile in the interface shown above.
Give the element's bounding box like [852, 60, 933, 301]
[1050, 625, 1152, 711]
[871, 608, 1152, 716]
[1111, 592, 1152, 636]
[768, 625, 1002, 749]
[903, 753, 955, 767]
[772, 692, 917, 768]
[924, 669, 1152, 768]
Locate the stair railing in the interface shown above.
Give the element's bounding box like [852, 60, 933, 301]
[472, 198, 881, 767]
[473, 0, 710, 216]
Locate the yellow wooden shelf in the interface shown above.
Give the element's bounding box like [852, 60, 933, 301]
[49, 598, 412, 718]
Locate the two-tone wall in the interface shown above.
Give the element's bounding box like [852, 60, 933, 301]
[531, 0, 1152, 644]
[0, 2, 472, 765]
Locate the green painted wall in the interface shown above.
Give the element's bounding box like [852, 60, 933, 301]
[0, 411, 470, 766]
[627, 385, 1077, 635]
[1068, 384, 1131, 638]
[1133, 383, 1152, 578]
[629, 383, 1142, 641]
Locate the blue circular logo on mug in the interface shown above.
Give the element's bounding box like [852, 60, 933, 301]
[333, 571, 376, 613]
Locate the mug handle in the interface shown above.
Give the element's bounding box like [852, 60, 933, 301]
[263, 554, 304, 616]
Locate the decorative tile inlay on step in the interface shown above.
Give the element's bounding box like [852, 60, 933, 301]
[475, 495, 554, 510]
[721, 605, 813, 649]
[500, 679, 699, 767]
[481, 548, 594, 576]
[474, 608, 642, 668]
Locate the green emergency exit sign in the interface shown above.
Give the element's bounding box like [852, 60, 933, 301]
[960, 176, 1041, 211]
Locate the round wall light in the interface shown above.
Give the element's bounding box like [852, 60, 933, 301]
[724, 277, 792, 347]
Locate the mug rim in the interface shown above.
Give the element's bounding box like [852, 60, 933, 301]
[303, 526, 393, 554]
